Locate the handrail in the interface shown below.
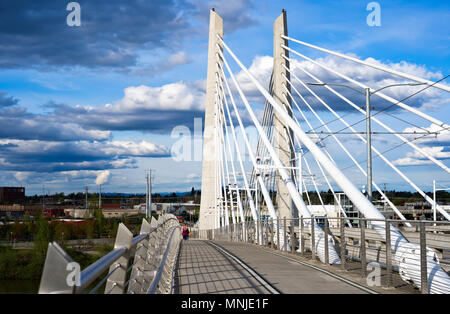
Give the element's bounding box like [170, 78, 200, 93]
[147, 226, 180, 294]
[38, 214, 181, 294]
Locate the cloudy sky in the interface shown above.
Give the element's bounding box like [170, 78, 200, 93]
[0, 0, 449, 195]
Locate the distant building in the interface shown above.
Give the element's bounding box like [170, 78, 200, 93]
[0, 187, 25, 204]
[102, 203, 121, 210]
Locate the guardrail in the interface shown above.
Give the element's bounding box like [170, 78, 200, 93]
[38, 214, 181, 294]
[192, 216, 450, 294]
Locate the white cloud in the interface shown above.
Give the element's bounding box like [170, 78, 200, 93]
[95, 170, 111, 185]
[393, 146, 450, 166]
[114, 81, 205, 112]
[14, 171, 31, 182]
[167, 51, 190, 68]
[101, 140, 170, 157]
[391, 124, 450, 166]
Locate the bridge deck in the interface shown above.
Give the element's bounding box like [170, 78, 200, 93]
[174, 239, 272, 294]
[174, 240, 377, 294]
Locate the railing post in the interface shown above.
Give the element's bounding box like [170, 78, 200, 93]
[277, 219, 280, 250]
[283, 217, 287, 252]
[385, 219, 392, 288]
[300, 216, 304, 254]
[360, 218, 366, 278]
[311, 216, 315, 260]
[265, 218, 268, 247]
[256, 219, 260, 245]
[270, 218, 274, 249]
[324, 216, 329, 265]
[246, 220, 249, 243]
[420, 220, 428, 294]
[340, 216, 346, 271]
[105, 223, 133, 294]
[290, 218, 295, 253]
[128, 219, 151, 294]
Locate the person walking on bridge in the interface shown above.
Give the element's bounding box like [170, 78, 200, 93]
[182, 224, 190, 240]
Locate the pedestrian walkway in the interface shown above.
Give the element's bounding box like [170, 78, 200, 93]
[174, 240, 375, 294]
[174, 240, 273, 294]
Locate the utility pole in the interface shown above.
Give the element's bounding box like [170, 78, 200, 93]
[99, 184, 102, 210]
[149, 170, 153, 219]
[366, 88, 373, 202]
[85, 186, 88, 210]
[42, 185, 45, 212]
[146, 170, 154, 219]
[433, 179, 436, 224]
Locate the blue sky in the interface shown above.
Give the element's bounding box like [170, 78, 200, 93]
[0, 0, 449, 195]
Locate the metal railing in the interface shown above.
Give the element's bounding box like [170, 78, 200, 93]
[192, 216, 450, 294]
[38, 214, 181, 294]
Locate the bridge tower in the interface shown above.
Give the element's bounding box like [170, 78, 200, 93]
[199, 9, 223, 230]
[272, 10, 296, 220]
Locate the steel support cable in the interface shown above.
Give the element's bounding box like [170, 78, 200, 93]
[282, 109, 352, 227]
[250, 99, 271, 204]
[235, 46, 450, 293]
[301, 74, 449, 143]
[283, 64, 450, 221]
[217, 44, 339, 261]
[252, 76, 275, 188]
[216, 83, 237, 224]
[217, 35, 410, 264]
[218, 98, 230, 226]
[218, 47, 312, 219]
[214, 64, 259, 223]
[303, 179, 312, 205]
[217, 70, 259, 225]
[282, 77, 411, 225]
[281, 114, 329, 217]
[280, 44, 448, 128]
[222, 110, 245, 224]
[281, 35, 450, 93]
[282, 58, 450, 175]
[217, 82, 245, 224]
[217, 63, 278, 224]
[217, 88, 232, 226]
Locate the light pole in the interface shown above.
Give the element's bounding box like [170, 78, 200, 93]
[307, 82, 426, 202]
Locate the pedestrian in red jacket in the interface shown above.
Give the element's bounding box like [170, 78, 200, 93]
[182, 225, 190, 240]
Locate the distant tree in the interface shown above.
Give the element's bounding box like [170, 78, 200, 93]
[95, 209, 105, 237]
[191, 187, 195, 195]
[109, 220, 119, 238]
[54, 222, 69, 243]
[34, 211, 50, 258]
[81, 221, 94, 239]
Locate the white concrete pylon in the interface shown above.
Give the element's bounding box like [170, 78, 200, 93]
[272, 10, 295, 221]
[199, 9, 223, 230]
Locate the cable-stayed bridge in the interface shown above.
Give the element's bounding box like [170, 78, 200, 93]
[39, 9, 450, 294]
